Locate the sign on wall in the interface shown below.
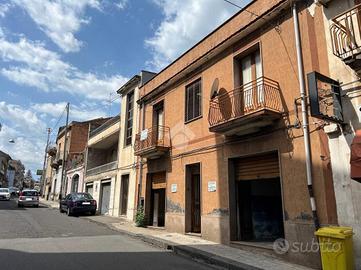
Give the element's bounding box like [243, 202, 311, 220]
[171, 184, 177, 193]
[307, 71, 343, 123]
[140, 129, 148, 141]
[208, 181, 216, 192]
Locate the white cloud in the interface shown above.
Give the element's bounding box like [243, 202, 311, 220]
[145, 0, 243, 70]
[0, 3, 12, 18]
[31, 102, 109, 122]
[11, 0, 101, 52]
[115, 0, 128, 10]
[0, 102, 47, 173]
[0, 35, 127, 100]
[0, 100, 111, 173]
[0, 101, 45, 135]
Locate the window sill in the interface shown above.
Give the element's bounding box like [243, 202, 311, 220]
[185, 115, 202, 125]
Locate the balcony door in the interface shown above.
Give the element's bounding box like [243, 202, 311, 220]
[240, 49, 263, 112]
[153, 101, 164, 144]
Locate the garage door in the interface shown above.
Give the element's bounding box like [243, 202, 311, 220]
[235, 152, 279, 181]
[100, 182, 111, 215]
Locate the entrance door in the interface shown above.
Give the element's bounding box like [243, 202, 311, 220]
[100, 182, 111, 215]
[72, 175, 79, 193]
[86, 184, 93, 196]
[191, 174, 201, 233]
[151, 188, 165, 227]
[120, 175, 129, 216]
[186, 163, 201, 233]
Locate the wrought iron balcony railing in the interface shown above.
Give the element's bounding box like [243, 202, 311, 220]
[330, 4, 361, 59]
[208, 76, 283, 129]
[86, 161, 118, 176]
[134, 125, 171, 157]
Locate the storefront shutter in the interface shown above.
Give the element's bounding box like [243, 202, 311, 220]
[235, 152, 279, 181]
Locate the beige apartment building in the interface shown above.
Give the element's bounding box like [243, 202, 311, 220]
[131, 0, 360, 268]
[115, 71, 156, 220]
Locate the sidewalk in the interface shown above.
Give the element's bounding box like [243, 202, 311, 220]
[40, 198, 314, 270]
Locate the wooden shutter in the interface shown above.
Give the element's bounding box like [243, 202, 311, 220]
[235, 152, 279, 181]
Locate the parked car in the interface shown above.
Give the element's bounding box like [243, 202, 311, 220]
[0, 188, 10, 201]
[59, 192, 97, 216]
[9, 187, 19, 196]
[18, 189, 39, 207]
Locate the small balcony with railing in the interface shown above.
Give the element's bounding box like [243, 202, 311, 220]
[208, 77, 283, 136]
[330, 4, 361, 71]
[86, 138, 118, 177]
[47, 146, 57, 157]
[134, 125, 171, 159]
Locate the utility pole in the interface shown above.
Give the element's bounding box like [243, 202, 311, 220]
[59, 102, 70, 200]
[40, 128, 51, 197]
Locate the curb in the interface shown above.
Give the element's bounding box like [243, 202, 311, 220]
[40, 201, 262, 270]
[90, 221, 263, 270]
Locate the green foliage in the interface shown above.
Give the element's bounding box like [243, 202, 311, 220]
[135, 206, 146, 227]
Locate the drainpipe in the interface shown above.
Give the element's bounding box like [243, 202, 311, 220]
[137, 101, 145, 209]
[292, 1, 320, 230]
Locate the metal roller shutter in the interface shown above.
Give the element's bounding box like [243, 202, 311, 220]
[235, 152, 279, 181]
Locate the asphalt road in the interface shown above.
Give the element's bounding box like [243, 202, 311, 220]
[0, 199, 212, 270]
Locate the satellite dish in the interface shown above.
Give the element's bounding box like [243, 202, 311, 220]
[8, 139, 15, 143]
[210, 78, 219, 99]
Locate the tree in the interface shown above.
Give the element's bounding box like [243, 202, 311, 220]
[24, 169, 34, 189]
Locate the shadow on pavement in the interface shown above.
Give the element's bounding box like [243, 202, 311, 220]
[0, 249, 211, 270]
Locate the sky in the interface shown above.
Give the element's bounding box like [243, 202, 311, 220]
[0, 0, 248, 176]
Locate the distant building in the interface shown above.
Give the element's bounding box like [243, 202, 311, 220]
[6, 162, 15, 187]
[45, 117, 111, 201]
[0, 150, 11, 187]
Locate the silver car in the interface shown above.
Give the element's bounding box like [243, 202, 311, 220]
[0, 188, 10, 200]
[18, 189, 39, 207]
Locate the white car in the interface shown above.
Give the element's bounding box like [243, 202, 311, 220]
[0, 188, 11, 201]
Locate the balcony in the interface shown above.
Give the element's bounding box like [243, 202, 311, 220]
[208, 77, 283, 136]
[134, 125, 171, 159]
[86, 161, 118, 176]
[88, 116, 120, 147]
[330, 4, 361, 71]
[47, 146, 57, 157]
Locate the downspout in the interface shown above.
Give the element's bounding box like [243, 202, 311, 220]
[137, 101, 145, 209]
[292, 1, 320, 230]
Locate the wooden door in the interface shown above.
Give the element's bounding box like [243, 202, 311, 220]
[191, 174, 201, 233]
[120, 175, 129, 215]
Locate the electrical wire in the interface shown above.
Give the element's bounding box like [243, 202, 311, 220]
[49, 105, 67, 136]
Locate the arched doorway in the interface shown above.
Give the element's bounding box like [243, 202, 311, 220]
[72, 174, 79, 193]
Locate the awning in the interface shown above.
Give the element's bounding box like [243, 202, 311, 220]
[350, 130, 361, 182]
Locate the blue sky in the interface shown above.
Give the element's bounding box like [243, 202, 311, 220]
[0, 0, 245, 176]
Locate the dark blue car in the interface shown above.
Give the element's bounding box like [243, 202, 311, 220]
[59, 192, 97, 216]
